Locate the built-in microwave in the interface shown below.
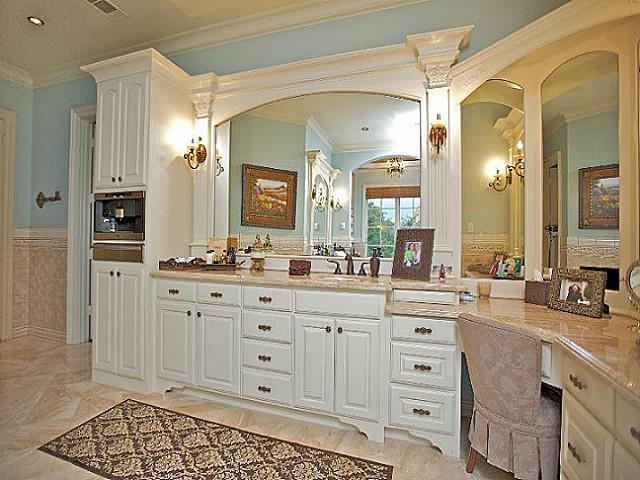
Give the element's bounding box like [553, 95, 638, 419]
[94, 191, 145, 241]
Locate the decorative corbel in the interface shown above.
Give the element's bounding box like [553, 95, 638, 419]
[189, 73, 218, 119]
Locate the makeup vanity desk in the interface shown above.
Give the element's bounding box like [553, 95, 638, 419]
[145, 270, 639, 477]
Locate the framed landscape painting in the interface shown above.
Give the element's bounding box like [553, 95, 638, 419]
[579, 164, 619, 229]
[242, 164, 297, 229]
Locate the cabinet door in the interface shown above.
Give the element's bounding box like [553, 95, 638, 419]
[613, 441, 640, 480]
[196, 305, 240, 394]
[157, 301, 195, 385]
[118, 73, 148, 188]
[94, 80, 120, 190]
[335, 319, 380, 420]
[294, 315, 334, 413]
[115, 263, 145, 380]
[92, 262, 116, 373]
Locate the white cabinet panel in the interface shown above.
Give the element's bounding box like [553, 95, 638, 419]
[243, 287, 292, 311]
[243, 339, 292, 374]
[94, 80, 120, 190]
[389, 385, 456, 434]
[115, 263, 144, 380]
[156, 279, 195, 302]
[614, 393, 640, 461]
[561, 392, 614, 480]
[295, 290, 382, 318]
[295, 315, 335, 413]
[391, 316, 456, 345]
[157, 301, 195, 385]
[92, 262, 116, 373]
[613, 441, 640, 480]
[242, 368, 293, 406]
[391, 342, 456, 389]
[335, 319, 379, 420]
[196, 283, 241, 306]
[118, 73, 148, 188]
[242, 310, 292, 344]
[196, 305, 240, 394]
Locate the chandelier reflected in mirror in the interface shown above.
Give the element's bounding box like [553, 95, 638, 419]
[385, 156, 406, 178]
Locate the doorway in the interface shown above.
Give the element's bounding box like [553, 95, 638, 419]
[0, 107, 16, 341]
[543, 151, 562, 270]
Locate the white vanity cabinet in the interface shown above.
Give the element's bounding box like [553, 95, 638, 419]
[157, 300, 195, 385]
[94, 72, 149, 191]
[92, 261, 145, 380]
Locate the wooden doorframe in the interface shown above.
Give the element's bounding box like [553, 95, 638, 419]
[0, 107, 16, 341]
[66, 105, 96, 344]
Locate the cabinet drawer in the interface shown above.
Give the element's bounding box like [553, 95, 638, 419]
[391, 316, 456, 344]
[389, 385, 455, 434]
[393, 289, 459, 305]
[242, 368, 293, 406]
[243, 287, 292, 311]
[615, 393, 640, 461]
[613, 441, 640, 480]
[563, 354, 614, 430]
[156, 280, 195, 302]
[196, 283, 241, 306]
[561, 392, 614, 480]
[295, 290, 382, 318]
[391, 343, 456, 389]
[242, 339, 292, 374]
[242, 310, 292, 344]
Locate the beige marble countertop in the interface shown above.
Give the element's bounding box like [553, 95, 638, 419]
[388, 298, 640, 407]
[150, 269, 467, 294]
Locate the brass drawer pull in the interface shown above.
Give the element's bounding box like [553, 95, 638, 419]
[569, 374, 586, 390]
[259, 296, 273, 303]
[630, 427, 640, 443]
[414, 364, 432, 372]
[186, 310, 192, 316]
[337, 327, 343, 334]
[413, 408, 431, 416]
[168, 288, 180, 295]
[258, 324, 272, 331]
[258, 385, 272, 393]
[210, 292, 223, 298]
[415, 327, 433, 335]
[325, 326, 332, 333]
[567, 442, 583, 464]
[258, 355, 272, 362]
[196, 312, 202, 318]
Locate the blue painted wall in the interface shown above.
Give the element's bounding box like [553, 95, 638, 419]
[3, 0, 567, 228]
[305, 126, 333, 165]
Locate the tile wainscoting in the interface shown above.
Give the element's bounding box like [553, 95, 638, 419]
[12, 228, 67, 342]
[461, 233, 510, 276]
[562, 236, 619, 270]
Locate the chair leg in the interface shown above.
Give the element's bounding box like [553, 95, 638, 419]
[466, 447, 478, 473]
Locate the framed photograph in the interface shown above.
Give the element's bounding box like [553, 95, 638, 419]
[392, 228, 435, 281]
[241, 164, 297, 229]
[579, 164, 619, 229]
[547, 268, 607, 318]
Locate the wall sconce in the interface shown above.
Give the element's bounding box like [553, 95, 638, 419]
[330, 196, 342, 211]
[488, 158, 525, 192]
[184, 136, 207, 170]
[215, 151, 224, 177]
[429, 114, 447, 155]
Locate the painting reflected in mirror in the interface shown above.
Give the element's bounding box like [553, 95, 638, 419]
[215, 93, 421, 258]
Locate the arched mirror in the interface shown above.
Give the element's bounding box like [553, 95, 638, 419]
[542, 52, 619, 289]
[460, 79, 525, 279]
[215, 92, 421, 257]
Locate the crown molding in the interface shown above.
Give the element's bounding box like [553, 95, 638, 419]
[29, 0, 429, 88]
[0, 60, 33, 87]
[562, 100, 618, 123]
[450, 0, 640, 102]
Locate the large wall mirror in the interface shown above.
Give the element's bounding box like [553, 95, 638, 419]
[541, 52, 620, 290]
[215, 92, 421, 258]
[460, 79, 525, 279]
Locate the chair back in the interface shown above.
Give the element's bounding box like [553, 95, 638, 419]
[458, 313, 542, 426]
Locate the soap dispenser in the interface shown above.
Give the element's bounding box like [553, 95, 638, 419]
[369, 247, 381, 278]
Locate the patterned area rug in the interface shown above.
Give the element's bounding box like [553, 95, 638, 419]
[39, 399, 393, 480]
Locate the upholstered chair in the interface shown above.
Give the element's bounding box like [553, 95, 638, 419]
[457, 313, 560, 480]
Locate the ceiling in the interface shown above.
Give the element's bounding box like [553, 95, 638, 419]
[0, 0, 422, 85]
[247, 92, 421, 154]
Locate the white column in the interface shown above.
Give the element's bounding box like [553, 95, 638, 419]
[189, 74, 217, 257]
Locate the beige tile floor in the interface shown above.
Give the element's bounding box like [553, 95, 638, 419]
[0, 336, 513, 480]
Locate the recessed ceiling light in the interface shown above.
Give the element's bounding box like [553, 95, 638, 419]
[361, 127, 369, 132]
[27, 16, 45, 26]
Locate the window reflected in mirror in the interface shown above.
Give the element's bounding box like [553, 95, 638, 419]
[460, 79, 525, 279]
[541, 52, 619, 289]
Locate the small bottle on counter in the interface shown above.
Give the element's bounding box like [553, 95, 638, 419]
[205, 250, 214, 265]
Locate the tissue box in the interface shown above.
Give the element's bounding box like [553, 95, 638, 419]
[525, 280, 550, 305]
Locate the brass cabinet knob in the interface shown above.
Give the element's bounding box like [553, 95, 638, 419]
[258, 354, 271, 362]
[415, 327, 433, 335]
[117, 176, 122, 182]
[258, 324, 272, 331]
[412, 408, 431, 416]
[196, 312, 202, 318]
[186, 310, 192, 316]
[414, 364, 432, 372]
[110, 271, 114, 276]
[168, 288, 179, 295]
[210, 292, 223, 298]
[337, 327, 343, 334]
[569, 374, 586, 390]
[325, 326, 332, 333]
[567, 442, 583, 463]
[630, 427, 640, 443]
[116, 271, 120, 277]
[259, 296, 273, 303]
[111, 177, 116, 182]
[258, 385, 271, 393]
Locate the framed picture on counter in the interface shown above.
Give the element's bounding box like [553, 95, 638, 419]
[241, 164, 297, 230]
[579, 164, 619, 229]
[547, 268, 607, 318]
[391, 228, 435, 281]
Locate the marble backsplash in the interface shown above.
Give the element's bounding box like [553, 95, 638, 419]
[12, 228, 67, 342]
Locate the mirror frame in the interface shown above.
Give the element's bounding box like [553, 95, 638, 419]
[625, 259, 640, 312]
